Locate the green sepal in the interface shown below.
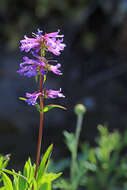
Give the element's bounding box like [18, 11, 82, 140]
[19, 97, 26, 101]
[43, 104, 67, 113]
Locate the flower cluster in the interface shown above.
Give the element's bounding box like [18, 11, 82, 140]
[18, 29, 66, 106]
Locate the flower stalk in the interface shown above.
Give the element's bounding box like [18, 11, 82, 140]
[18, 29, 66, 178]
[35, 74, 44, 178]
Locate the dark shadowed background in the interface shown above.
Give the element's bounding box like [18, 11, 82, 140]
[1, 0, 127, 169]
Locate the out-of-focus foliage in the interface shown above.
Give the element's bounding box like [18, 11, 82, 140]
[1, 0, 127, 50]
[0, 0, 94, 49]
[52, 123, 127, 190]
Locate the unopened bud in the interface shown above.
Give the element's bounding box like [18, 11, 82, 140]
[74, 104, 86, 115]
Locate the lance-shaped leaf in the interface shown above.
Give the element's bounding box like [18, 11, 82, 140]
[35, 75, 38, 83]
[43, 74, 47, 84]
[36, 144, 53, 183]
[19, 97, 27, 101]
[43, 104, 67, 113]
[2, 172, 13, 190]
[35, 104, 41, 112]
[0, 169, 29, 185]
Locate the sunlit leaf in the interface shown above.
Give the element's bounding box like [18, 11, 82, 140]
[35, 75, 39, 83]
[39, 182, 51, 190]
[2, 172, 13, 190]
[33, 179, 38, 190]
[35, 104, 41, 112]
[43, 104, 67, 112]
[36, 144, 53, 183]
[0, 187, 5, 190]
[43, 75, 47, 84]
[0, 169, 29, 185]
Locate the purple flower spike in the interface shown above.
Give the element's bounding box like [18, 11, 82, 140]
[25, 92, 41, 105]
[45, 88, 65, 99]
[19, 29, 66, 109]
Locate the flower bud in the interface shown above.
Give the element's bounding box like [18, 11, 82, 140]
[74, 104, 86, 115]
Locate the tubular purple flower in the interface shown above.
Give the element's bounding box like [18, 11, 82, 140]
[25, 88, 65, 105]
[25, 92, 41, 105]
[50, 63, 62, 75]
[17, 56, 63, 77]
[17, 56, 46, 77]
[20, 35, 42, 53]
[44, 88, 65, 98]
[43, 29, 64, 38]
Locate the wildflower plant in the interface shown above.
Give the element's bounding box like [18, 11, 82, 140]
[18, 29, 66, 178]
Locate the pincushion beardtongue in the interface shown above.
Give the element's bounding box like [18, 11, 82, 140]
[17, 57, 63, 77]
[18, 29, 66, 178]
[25, 88, 65, 105]
[20, 29, 66, 55]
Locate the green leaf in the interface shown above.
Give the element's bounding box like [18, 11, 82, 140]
[0, 169, 29, 185]
[0, 154, 10, 170]
[33, 179, 38, 190]
[45, 172, 62, 182]
[39, 183, 51, 190]
[23, 157, 35, 184]
[43, 75, 47, 84]
[2, 172, 13, 190]
[0, 156, 4, 169]
[35, 104, 41, 112]
[13, 175, 18, 190]
[23, 159, 30, 178]
[36, 144, 53, 183]
[19, 97, 26, 101]
[63, 131, 76, 153]
[18, 172, 27, 190]
[0, 187, 5, 190]
[53, 179, 71, 190]
[38, 173, 62, 189]
[43, 104, 67, 112]
[2, 155, 10, 169]
[35, 74, 39, 83]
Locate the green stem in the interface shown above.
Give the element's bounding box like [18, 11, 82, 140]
[75, 115, 83, 159]
[71, 114, 84, 184]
